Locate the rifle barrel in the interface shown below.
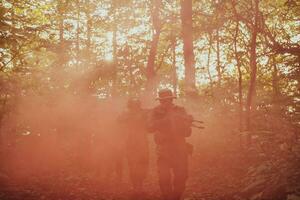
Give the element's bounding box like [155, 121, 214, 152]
[192, 120, 204, 123]
[191, 124, 205, 129]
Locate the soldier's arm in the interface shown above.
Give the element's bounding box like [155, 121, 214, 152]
[176, 106, 192, 137]
[146, 110, 159, 133]
[146, 108, 170, 133]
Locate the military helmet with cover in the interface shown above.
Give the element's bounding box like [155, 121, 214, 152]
[156, 89, 176, 100]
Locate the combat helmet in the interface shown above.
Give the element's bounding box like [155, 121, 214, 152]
[156, 89, 177, 100]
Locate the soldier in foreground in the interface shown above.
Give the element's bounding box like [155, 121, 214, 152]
[148, 89, 193, 200]
[118, 98, 149, 196]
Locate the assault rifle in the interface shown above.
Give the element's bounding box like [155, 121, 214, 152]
[191, 116, 204, 129]
[185, 115, 205, 129]
[153, 109, 205, 129]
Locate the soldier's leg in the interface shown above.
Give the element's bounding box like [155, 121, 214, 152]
[157, 156, 172, 200]
[135, 152, 149, 188]
[172, 154, 188, 200]
[128, 156, 140, 188]
[115, 155, 123, 183]
[127, 157, 134, 185]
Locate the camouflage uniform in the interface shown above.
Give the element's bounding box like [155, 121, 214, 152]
[148, 89, 192, 200]
[118, 99, 149, 191]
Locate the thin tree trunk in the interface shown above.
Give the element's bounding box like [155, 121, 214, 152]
[232, 0, 243, 131]
[59, 14, 64, 44]
[171, 33, 178, 95]
[272, 56, 280, 107]
[216, 29, 221, 88]
[125, 46, 134, 96]
[146, 32, 160, 81]
[111, 25, 117, 96]
[58, 0, 65, 67]
[86, 0, 92, 67]
[234, 18, 243, 131]
[11, 1, 17, 68]
[246, 0, 259, 143]
[180, 0, 196, 90]
[128, 61, 134, 96]
[76, 0, 80, 68]
[111, 0, 118, 97]
[145, 0, 162, 96]
[54, 0, 66, 88]
[207, 33, 213, 91]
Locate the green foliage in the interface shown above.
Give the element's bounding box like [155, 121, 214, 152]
[238, 129, 300, 199]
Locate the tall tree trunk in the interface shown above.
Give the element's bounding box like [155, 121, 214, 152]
[207, 33, 213, 91]
[272, 56, 280, 114]
[112, 26, 117, 62]
[11, 1, 17, 68]
[180, 0, 196, 91]
[171, 32, 178, 95]
[272, 56, 279, 102]
[234, 19, 243, 131]
[128, 60, 134, 96]
[54, 0, 66, 88]
[145, 0, 162, 96]
[124, 45, 134, 96]
[110, 0, 118, 97]
[216, 29, 221, 88]
[111, 23, 117, 96]
[246, 0, 259, 143]
[232, 0, 243, 131]
[59, 20, 63, 47]
[57, 0, 65, 67]
[76, 0, 80, 68]
[85, 0, 92, 67]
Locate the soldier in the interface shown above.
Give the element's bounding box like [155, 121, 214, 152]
[148, 89, 193, 200]
[118, 98, 149, 195]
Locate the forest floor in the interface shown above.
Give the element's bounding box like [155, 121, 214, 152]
[0, 136, 246, 200]
[0, 159, 244, 200]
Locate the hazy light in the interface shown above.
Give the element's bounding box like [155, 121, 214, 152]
[104, 53, 113, 61]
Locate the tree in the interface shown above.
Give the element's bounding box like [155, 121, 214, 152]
[245, 0, 259, 138]
[145, 0, 162, 97]
[180, 0, 196, 91]
[232, 0, 243, 131]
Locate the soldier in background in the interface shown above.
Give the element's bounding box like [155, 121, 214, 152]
[118, 98, 149, 196]
[93, 99, 125, 187]
[148, 89, 193, 200]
